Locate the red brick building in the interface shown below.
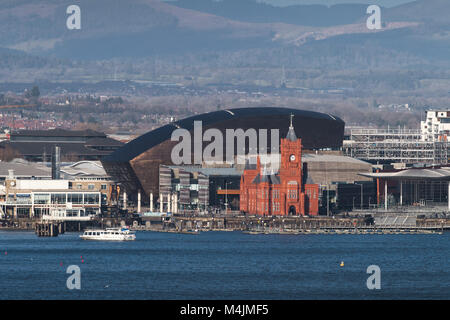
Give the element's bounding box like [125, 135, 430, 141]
[239, 117, 319, 216]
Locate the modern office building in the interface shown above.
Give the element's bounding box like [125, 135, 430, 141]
[159, 165, 241, 212]
[359, 166, 450, 212]
[420, 110, 450, 142]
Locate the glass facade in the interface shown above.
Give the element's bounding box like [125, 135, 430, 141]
[7, 192, 101, 206]
[67, 193, 83, 204]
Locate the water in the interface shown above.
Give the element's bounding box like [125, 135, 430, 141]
[0, 230, 449, 300]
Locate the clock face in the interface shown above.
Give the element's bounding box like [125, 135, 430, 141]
[290, 154, 296, 161]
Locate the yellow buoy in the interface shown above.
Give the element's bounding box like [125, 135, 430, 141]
[340, 261, 344, 267]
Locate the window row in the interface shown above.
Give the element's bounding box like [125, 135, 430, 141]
[33, 193, 100, 205]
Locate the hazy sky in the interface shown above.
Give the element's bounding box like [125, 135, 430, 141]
[257, 0, 414, 7]
[166, 0, 415, 7]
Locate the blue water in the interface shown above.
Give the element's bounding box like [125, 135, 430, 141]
[0, 230, 449, 300]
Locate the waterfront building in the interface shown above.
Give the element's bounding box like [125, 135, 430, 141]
[0, 161, 115, 219]
[102, 107, 344, 205]
[0, 179, 101, 220]
[159, 165, 241, 212]
[239, 117, 319, 216]
[359, 166, 450, 212]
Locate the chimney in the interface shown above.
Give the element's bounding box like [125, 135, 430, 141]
[8, 169, 14, 179]
[51, 146, 61, 180]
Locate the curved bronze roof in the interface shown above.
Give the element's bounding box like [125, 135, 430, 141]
[103, 107, 344, 163]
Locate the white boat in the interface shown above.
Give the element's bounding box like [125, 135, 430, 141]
[80, 227, 136, 241]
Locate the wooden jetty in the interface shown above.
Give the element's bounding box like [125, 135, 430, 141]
[35, 222, 65, 237]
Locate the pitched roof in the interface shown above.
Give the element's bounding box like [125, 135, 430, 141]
[252, 173, 281, 185]
[11, 129, 105, 138]
[0, 161, 50, 177]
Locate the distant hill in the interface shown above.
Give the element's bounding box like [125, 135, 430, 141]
[384, 0, 450, 25]
[1, 0, 450, 86]
[167, 0, 369, 27]
[0, 0, 277, 59]
[0, 0, 423, 60]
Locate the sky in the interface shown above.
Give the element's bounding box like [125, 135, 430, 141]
[165, 0, 416, 7]
[256, 0, 414, 7]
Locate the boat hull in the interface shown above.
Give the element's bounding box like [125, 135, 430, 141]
[80, 235, 135, 241]
[79, 228, 136, 241]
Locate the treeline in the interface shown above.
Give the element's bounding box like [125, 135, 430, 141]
[0, 48, 71, 69]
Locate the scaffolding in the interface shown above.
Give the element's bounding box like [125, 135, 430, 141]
[344, 128, 449, 164]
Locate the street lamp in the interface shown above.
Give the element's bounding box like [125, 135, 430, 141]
[225, 181, 232, 214]
[326, 184, 330, 217]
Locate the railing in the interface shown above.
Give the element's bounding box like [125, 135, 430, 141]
[350, 128, 423, 135]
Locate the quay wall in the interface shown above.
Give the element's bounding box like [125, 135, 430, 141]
[1, 215, 450, 232]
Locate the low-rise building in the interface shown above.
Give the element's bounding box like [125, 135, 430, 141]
[0, 160, 116, 220]
[0, 179, 102, 220]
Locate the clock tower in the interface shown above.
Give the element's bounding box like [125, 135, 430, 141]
[239, 114, 319, 216]
[279, 114, 304, 215]
[280, 114, 302, 178]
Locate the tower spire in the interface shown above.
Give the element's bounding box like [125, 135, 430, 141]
[286, 114, 297, 141]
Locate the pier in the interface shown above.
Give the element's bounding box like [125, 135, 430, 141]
[35, 222, 65, 237]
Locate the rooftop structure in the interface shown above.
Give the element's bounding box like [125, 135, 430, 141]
[0, 160, 50, 180]
[0, 160, 110, 180]
[0, 129, 124, 162]
[343, 128, 448, 165]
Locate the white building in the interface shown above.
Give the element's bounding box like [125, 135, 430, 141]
[421, 110, 450, 142]
[0, 178, 101, 220]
